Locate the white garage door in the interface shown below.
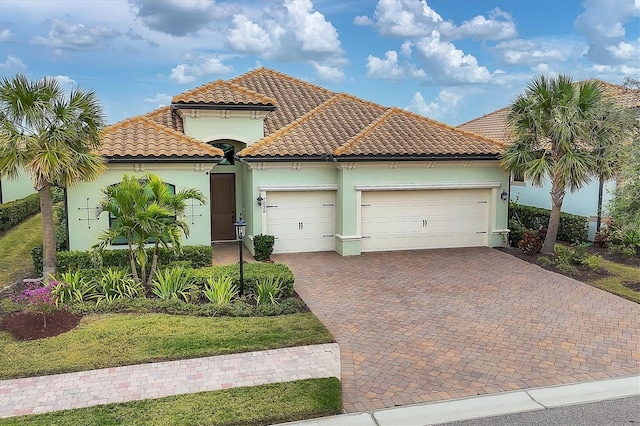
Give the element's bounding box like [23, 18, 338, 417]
[266, 191, 336, 253]
[361, 189, 490, 252]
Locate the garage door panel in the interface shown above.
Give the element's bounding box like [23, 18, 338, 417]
[362, 189, 490, 252]
[266, 191, 335, 254]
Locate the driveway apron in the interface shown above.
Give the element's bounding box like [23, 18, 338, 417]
[274, 247, 640, 413]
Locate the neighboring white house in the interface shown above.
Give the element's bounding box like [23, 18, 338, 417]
[458, 82, 640, 241]
[0, 168, 36, 204]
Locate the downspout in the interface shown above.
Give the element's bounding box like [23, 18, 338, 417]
[64, 186, 70, 251]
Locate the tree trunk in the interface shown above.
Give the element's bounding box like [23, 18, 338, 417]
[40, 184, 56, 280]
[542, 179, 565, 254]
[147, 251, 158, 288]
[128, 242, 139, 282]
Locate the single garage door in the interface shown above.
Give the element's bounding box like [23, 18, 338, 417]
[361, 189, 490, 252]
[266, 191, 336, 253]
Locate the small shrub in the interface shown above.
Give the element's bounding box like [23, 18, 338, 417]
[518, 229, 544, 254]
[52, 270, 98, 306]
[203, 275, 239, 305]
[14, 280, 57, 328]
[253, 234, 275, 261]
[583, 255, 602, 271]
[192, 263, 295, 297]
[256, 276, 283, 306]
[570, 243, 590, 265]
[96, 268, 143, 305]
[510, 203, 588, 243]
[152, 267, 196, 302]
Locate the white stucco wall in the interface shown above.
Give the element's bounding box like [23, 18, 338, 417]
[180, 110, 266, 145]
[67, 163, 216, 251]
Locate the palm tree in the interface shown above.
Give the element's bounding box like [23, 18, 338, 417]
[502, 75, 634, 254]
[92, 173, 205, 288]
[0, 75, 105, 278]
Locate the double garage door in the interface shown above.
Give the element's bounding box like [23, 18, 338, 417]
[361, 189, 490, 252]
[265, 189, 490, 254]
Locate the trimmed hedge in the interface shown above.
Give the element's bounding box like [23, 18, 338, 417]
[192, 263, 295, 297]
[0, 193, 40, 231]
[32, 245, 213, 276]
[509, 203, 588, 243]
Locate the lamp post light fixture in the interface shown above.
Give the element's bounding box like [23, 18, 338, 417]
[234, 217, 247, 296]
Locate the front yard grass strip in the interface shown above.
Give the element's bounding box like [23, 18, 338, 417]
[0, 377, 342, 426]
[0, 213, 42, 289]
[585, 257, 640, 303]
[0, 312, 333, 380]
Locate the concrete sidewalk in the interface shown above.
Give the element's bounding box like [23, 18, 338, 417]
[279, 375, 640, 425]
[0, 343, 340, 418]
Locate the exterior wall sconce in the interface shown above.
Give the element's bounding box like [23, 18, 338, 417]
[500, 189, 509, 201]
[256, 195, 264, 206]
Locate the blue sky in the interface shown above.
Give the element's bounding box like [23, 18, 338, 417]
[0, 0, 638, 126]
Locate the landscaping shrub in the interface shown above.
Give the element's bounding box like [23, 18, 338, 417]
[192, 263, 295, 297]
[510, 203, 588, 243]
[508, 218, 532, 247]
[518, 230, 544, 254]
[32, 245, 212, 277]
[151, 267, 197, 302]
[253, 234, 275, 261]
[0, 193, 40, 231]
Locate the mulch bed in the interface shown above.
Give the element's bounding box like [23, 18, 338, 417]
[0, 310, 81, 341]
[496, 245, 640, 291]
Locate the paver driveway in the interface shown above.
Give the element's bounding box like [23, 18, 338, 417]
[274, 247, 640, 413]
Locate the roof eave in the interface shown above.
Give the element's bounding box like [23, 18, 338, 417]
[238, 153, 501, 162]
[104, 156, 223, 164]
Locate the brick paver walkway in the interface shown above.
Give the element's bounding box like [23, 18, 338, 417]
[275, 247, 640, 413]
[0, 343, 339, 418]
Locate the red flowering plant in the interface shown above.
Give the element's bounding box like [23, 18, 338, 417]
[14, 280, 58, 328]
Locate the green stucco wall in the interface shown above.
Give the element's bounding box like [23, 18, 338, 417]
[67, 163, 216, 251]
[182, 112, 264, 145]
[243, 160, 509, 256]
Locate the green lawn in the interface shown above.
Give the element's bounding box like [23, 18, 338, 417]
[0, 377, 342, 426]
[585, 256, 640, 303]
[0, 312, 333, 380]
[0, 213, 41, 289]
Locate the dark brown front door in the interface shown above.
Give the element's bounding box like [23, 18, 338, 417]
[210, 173, 236, 241]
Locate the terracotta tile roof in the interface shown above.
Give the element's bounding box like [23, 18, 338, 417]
[240, 94, 388, 158]
[100, 116, 223, 159]
[144, 106, 184, 133]
[336, 108, 503, 158]
[458, 80, 640, 144]
[230, 68, 335, 135]
[172, 79, 276, 107]
[457, 108, 511, 145]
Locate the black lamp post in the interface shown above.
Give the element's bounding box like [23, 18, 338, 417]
[234, 217, 247, 296]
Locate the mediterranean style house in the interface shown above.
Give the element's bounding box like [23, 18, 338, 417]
[66, 68, 510, 256]
[458, 82, 640, 240]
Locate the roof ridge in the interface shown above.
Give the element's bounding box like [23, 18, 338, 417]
[335, 108, 394, 156]
[240, 93, 343, 156]
[396, 108, 507, 148]
[172, 79, 276, 105]
[230, 67, 335, 97]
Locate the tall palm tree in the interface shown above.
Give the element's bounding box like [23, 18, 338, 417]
[502, 75, 634, 253]
[0, 75, 105, 278]
[92, 173, 205, 288]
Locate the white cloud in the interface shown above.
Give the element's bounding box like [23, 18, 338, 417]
[413, 30, 491, 84]
[606, 40, 639, 60]
[226, 0, 343, 61]
[226, 14, 273, 53]
[354, 0, 442, 37]
[311, 62, 344, 83]
[0, 29, 12, 42]
[144, 92, 172, 107]
[0, 55, 27, 73]
[169, 56, 233, 84]
[31, 17, 121, 51]
[439, 8, 516, 41]
[406, 90, 462, 120]
[493, 39, 566, 65]
[129, 0, 240, 36]
[49, 75, 77, 91]
[574, 0, 640, 65]
[366, 51, 404, 79]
